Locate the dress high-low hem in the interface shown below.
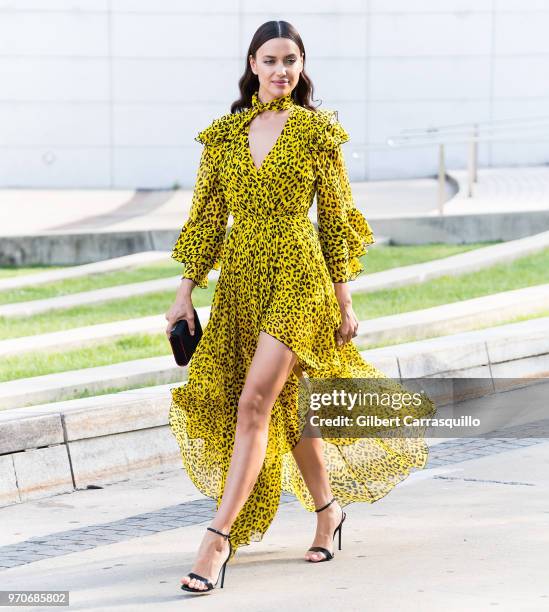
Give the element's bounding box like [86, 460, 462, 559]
[169, 90, 436, 561]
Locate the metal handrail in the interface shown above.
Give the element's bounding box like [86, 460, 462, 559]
[400, 115, 549, 135]
[393, 125, 549, 143]
[386, 116, 549, 215]
[388, 133, 549, 147]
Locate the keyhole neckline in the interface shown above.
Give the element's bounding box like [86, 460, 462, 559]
[246, 105, 295, 173]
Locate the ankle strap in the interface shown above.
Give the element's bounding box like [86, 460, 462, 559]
[314, 497, 336, 513]
[207, 526, 230, 539]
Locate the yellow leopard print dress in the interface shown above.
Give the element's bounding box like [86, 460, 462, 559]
[169, 90, 436, 560]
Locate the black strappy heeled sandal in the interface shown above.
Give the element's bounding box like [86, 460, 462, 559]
[180, 526, 232, 594]
[306, 497, 346, 563]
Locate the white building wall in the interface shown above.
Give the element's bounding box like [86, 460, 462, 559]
[0, 0, 548, 188]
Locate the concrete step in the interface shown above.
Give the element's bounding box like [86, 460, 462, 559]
[355, 283, 549, 346]
[446, 165, 549, 214]
[0, 251, 171, 291]
[0, 305, 207, 359]
[351, 229, 549, 292]
[0, 276, 182, 318]
[0, 354, 186, 410]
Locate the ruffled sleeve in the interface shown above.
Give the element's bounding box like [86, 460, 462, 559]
[310, 110, 375, 283]
[171, 115, 233, 289]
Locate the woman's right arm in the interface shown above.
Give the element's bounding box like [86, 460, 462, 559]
[165, 277, 197, 338]
[165, 132, 229, 338]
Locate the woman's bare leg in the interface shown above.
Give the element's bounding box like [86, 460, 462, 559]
[290, 436, 344, 561]
[181, 331, 298, 590]
[290, 368, 344, 562]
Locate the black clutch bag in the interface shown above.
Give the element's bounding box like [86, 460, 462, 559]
[169, 308, 203, 366]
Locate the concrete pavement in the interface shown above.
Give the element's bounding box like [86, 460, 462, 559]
[2, 166, 548, 265]
[1, 165, 547, 238]
[0, 177, 440, 238]
[0, 435, 547, 611]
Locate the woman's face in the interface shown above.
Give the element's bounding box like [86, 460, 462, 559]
[249, 37, 303, 101]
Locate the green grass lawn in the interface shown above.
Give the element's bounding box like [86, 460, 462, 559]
[0, 242, 492, 305]
[0, 289, 212, 340]
[0, 264, 68, 279]
[0, 260, 184, 305]
[357, 308, 549, 351]
[361, 241, 496, 273]
[351, 246, 549, 321]
[1, 333, 170, 382]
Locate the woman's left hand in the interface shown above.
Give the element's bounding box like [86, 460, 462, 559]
[333, 283, 359, 346]
[335, 303, 359, 346]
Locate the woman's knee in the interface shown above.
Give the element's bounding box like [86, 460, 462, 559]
[237, 387, 272, 431]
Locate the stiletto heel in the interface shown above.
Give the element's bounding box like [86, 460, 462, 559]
[180, 526, 232, 594]
[306, 496, 346, 563]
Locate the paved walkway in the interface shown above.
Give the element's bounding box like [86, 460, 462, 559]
[0, 425, 547, 611]
[0, 181, 433, 237]
[445, 166, 549, 214]
[1, 165, 547, 238]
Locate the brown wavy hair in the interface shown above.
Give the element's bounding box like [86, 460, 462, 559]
[230, 20, 321, 114]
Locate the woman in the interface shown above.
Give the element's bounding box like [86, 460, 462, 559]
[165, 20, 436, 594]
